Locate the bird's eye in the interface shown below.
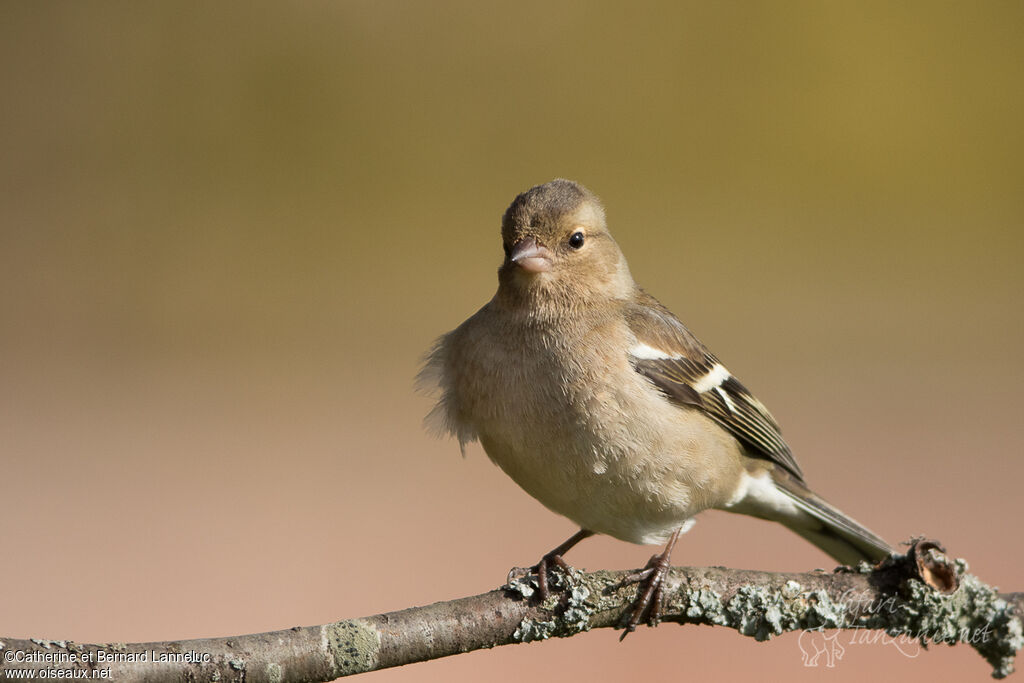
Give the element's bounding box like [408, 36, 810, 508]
[568, 231, 585, 249]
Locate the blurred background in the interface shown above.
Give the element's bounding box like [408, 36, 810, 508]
[2, 2, 1021, 681]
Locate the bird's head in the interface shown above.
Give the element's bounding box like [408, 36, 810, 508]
[497, 179, 633, 309]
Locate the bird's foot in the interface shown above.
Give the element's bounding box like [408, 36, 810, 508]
[616, 551, 673, 640]
[507, 551, 576, 600]
[507, 529, 594, 600]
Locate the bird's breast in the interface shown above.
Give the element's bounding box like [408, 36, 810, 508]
[445, 312, 739, 544]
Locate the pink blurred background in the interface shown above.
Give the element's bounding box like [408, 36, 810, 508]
[2, 2, 1021, 681]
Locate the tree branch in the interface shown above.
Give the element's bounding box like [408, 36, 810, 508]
[2, 541, 1021, 681]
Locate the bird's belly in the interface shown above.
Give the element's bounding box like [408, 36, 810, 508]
[475, 386, 738, 545]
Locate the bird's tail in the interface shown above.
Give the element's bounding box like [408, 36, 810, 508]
[771, 474, 893, 565]
[728, 469, 893, 566]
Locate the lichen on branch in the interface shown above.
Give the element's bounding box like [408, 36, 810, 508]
[0, 540, 1020, 681]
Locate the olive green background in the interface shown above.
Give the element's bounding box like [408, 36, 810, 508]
[2, 2, 1021, 681]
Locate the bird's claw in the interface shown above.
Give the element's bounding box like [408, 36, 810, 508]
[617, 553, 672, 640]
[535, 552, 575, 599]
[507, 552, 576, 600]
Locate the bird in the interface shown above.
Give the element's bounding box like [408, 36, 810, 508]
[419, 179, 893, 636]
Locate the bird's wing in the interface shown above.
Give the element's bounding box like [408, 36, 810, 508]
[624, 291, 805, 482]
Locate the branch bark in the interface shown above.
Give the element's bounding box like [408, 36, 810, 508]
[2, 541, 1021, 681]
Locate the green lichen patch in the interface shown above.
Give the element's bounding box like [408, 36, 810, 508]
[860, 571, 1022, 679]
[326, 620, 381, 676]
[670, 577, 846, 640]
[680, 586, 728, 625]
[512, 573, 600, 642]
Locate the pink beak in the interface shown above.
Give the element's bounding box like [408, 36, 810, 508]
[509, 237, 552, 273]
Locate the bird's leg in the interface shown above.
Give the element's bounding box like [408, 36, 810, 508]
[618, 527, 682, 639]
[509, 529, 594, 599]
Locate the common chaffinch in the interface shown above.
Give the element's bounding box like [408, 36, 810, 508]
[420, 179, 892, 635]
